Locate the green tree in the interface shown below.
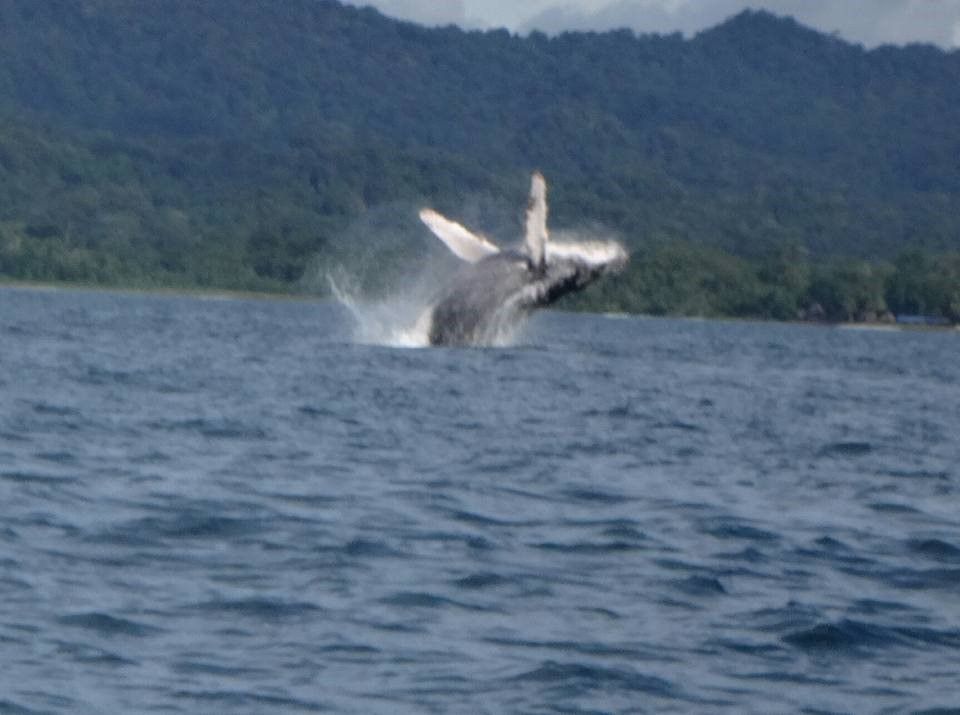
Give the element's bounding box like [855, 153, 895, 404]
[807, 259, 891, 322]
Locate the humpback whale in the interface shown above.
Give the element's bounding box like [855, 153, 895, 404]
[418, 173, 628, 346]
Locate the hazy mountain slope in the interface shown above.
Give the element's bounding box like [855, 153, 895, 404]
[0, 0, 958, 314]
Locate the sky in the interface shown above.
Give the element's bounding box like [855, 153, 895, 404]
[342, 0, 960, 49]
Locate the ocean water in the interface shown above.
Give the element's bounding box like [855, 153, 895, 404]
[2, 285, 959, 714]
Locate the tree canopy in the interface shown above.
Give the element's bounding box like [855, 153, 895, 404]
[0, 0, 958, 321]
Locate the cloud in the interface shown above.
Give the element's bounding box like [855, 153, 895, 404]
[521, 0, 731, 37]
[518, 0, 960, 48]
[762, 0, 960, 48]
[342, 0, 467, 27]
[341, 0, 960, 48]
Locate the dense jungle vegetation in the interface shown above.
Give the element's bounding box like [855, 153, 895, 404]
[1, 0, 959, 321]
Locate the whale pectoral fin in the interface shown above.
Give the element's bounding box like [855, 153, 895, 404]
[524, 172, 548, 270]
[419, 208, 500, 263]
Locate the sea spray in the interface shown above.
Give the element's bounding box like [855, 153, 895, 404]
[322, 178, 625, 348]
[327, 271, 433, 347]
[327, 267, 526, 348]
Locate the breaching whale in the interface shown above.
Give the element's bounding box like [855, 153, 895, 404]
[418, 173, 627, 346]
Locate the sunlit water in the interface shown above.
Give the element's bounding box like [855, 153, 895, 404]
[2, 286, 959, 714]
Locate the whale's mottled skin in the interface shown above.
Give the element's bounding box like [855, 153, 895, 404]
[419, 173, 627, 346]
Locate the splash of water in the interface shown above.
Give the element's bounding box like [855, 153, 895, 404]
[328, 272, 433, 348]
[328, 269, 526, 349]
[322, 185, 624, 349]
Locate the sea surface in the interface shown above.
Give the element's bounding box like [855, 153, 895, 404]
[2, 285, 960, 714]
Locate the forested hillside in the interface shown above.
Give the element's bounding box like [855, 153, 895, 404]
[1, 0, 958, 320]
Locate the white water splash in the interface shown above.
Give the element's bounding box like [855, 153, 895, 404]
[327, 269, 528, 349]
[323, 176, 625, 349]
[328, 272, 433, 348]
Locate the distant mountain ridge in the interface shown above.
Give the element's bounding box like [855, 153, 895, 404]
[0, 0, 958, 315]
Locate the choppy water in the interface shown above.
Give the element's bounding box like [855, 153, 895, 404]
[2, 285, 960, 714]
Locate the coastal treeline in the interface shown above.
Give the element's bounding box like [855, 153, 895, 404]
[1, 0, 959, 322]
[577, 245, 960, 323]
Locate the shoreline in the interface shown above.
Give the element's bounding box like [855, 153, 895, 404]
[3, 279, 957, 332]
[0, 278, 325, 303]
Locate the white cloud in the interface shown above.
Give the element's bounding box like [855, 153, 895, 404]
[759, 0, 960, 48]
[342, 0, 467, 27]
[517, 0, 960, 48]
[345, 0, 960, 48]
[520, 0, 733, 37]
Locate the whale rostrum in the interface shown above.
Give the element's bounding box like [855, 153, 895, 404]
[419, 172, 628, 346]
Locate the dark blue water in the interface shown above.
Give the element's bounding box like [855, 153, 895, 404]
[2, 285, 960, 714]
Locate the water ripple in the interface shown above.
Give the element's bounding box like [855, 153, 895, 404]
[3, 289, 960, 713]
[509, 660, 682, 699]
[57, 612, 162, 638]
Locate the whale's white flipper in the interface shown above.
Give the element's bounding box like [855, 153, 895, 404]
[524, 172, 548, 270]
[545, 240, 628, 269]
[419, 208, 500, 264]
